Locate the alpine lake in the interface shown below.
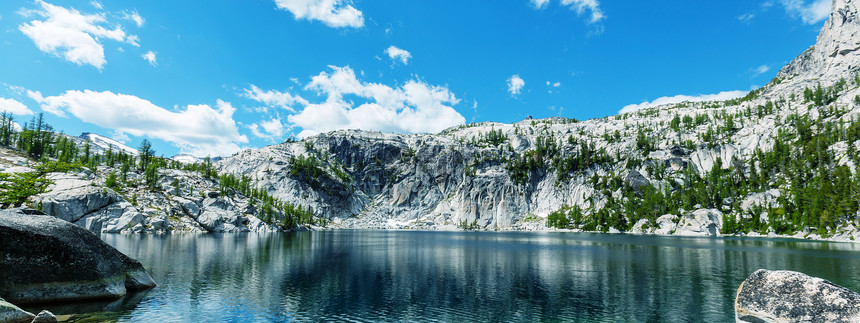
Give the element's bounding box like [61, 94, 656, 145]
[25, 230, 860, 322]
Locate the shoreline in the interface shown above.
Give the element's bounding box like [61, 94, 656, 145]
[96, 224, 860, 245]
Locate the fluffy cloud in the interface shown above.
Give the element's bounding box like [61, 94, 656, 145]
[30, 90, 247, 156]
[385, 46, 412, 65]
[780, 0, 830, 24]
[142, 51, 156, 66]
[274, 0, 364, 28]
[250, 118, 287, 141]
[279, 66, 463, 138]
[507, 75, 525, 96]
[0, 98, 34, 116]
[619, 90, 748, 114]
[18, 0, 137, 69]
[243, 85, 308, 112]
[546, 81, 561, 87]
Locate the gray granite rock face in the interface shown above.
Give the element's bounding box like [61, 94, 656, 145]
[778, 0, 860, 85]
[735, 269, 860, 322]
[0, 209, 156, 304]
[35, 173, 119, 223]
[0, 297, 33, 323]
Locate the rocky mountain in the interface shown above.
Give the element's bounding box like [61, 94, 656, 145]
[2, 0, 860, 241]
[777, 0, 860, 85]
[214, 0, 860, 239]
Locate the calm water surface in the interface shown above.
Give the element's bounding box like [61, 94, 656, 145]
[36, 231, 860, 322]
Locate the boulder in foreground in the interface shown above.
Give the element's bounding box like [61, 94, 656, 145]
[735, 269, 860, 322]
[0, 297, 33, 323]
[0, 209, 156, 304]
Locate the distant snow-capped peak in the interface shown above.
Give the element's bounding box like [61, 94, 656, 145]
[80, 133, 138, 156]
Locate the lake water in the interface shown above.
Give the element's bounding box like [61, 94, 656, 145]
[34, 231, 860, 322]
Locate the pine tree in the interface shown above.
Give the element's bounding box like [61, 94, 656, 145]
[138, 139, 155, 171]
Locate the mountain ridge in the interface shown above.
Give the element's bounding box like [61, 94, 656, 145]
[212, 0, 860, 238]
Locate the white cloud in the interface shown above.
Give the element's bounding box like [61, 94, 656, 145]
[90, 1, 102, 10]
[531, 0, 605, 23]
[274, 0, 364, 28]
[30, 90, 247, 157]
[18, 0, 132, 69]
[385, 46, 412, 65]
[250, 118, 287, 141]
[507, 75, 525, 96]
[780, 0, 830, 24]
[531, 0, 550, 9]
[0, 98, 34, 116]
[546, 81, 561, 87]
[738, 13, 755, 22]
[5, 84, 27, 96]
[619, 90, 748, 114]
[122, 10, 144, 27]
[561, 0, 605, 23]
[126, 34, 139, 47]
[112, 130, 130, 143]
[142, 50, 156, 66]
[243, 85, 308, 112]
[753, 64, 770, 76]
[284, 65, 464, 138]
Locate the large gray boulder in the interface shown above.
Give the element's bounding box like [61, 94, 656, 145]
[0, 297, 33, 323]
[35, 173, 119, 223]
[0, 209, 156, 304]
[198, 197, 248, 232]
[30, 310, 57, 323]
[675, 209, 723, 236]
[735, 269, 860, 322]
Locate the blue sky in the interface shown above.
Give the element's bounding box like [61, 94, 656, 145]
[0, 0, 831, 157]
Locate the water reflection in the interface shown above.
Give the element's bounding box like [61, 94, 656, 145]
[63, 232, 860, 322]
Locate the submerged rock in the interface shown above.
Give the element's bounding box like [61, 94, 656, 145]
[0, 209, 156, 304]
[735, 269, 860, 322]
